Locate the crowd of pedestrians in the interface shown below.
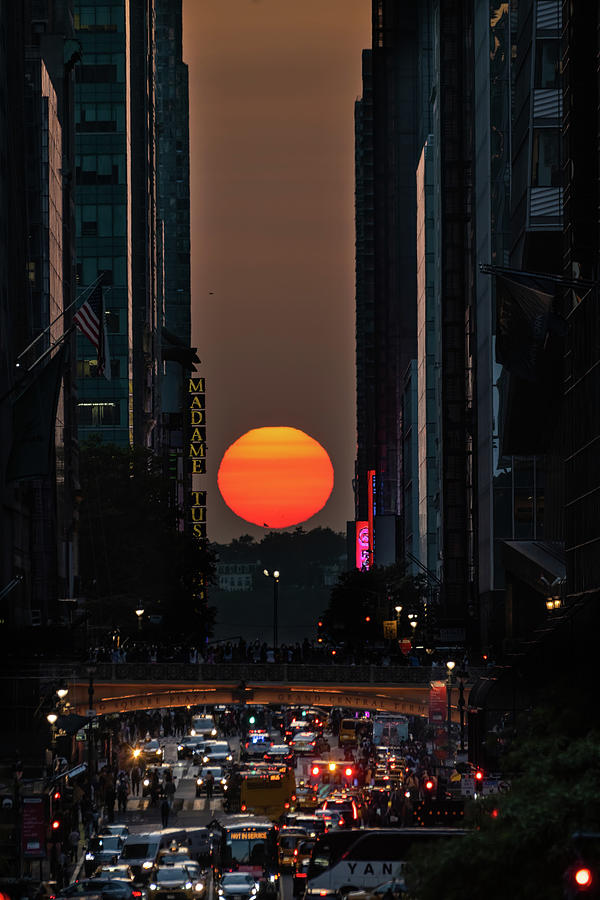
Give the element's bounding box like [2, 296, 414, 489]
[89, 636, 481, 671]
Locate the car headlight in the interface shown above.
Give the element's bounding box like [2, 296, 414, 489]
[191, 729, 196, 736]
[194, 883, 204, 892]
[221, 779, 227, 785]
[227, 755, 232, 761]
[211, 729, 217, 736]
[217, 890, 223, 896]
[85, 853, 94, 860]
[143, 861, 153, 870]
[202, 757, 209, 763]
[178, 745, 183, 751]
[185, 883, 192, 890]
[149, 884, 157, 891]
[197, 778, 203, 786]
[156, 748, 161, 754]
[143, 779, 150, 787]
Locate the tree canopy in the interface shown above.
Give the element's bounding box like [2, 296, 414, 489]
[78, 439, 215, 637]
[406, 669, 600, 899]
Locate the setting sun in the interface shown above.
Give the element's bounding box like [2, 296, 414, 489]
[217, 426, 334, 528]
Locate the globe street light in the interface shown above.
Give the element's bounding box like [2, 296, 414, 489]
[263, 569, 280, 650]
[47, 712, 58, 749]
[446, 660, 456, 748]
[56, 688, 68, 701]
[135, 607, 144, 631]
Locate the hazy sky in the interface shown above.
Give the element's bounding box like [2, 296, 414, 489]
[183, 0, 371, 544]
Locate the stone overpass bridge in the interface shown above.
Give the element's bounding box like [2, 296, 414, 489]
[57, 662, 482, 722]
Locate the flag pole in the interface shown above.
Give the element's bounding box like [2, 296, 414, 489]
[15, 274, 104, 363]
[0, 327, 74, 407]
[479, 263, 598, 290]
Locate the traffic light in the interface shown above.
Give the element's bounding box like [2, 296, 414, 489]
[564, 863, 598, 897]
[474, 769, 484, 783]
[311, 766, 320, 776]
[344, 767, 353, 778]
[424, 779, 435, 792]
[248, 715, 256, 726]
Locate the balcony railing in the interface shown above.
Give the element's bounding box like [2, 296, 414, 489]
[47, 661, 484, 685]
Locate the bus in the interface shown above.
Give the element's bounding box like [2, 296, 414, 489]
[304, 828, 465, 896]
[372, 716, 409, 746]
[210, 815, 279, 894]
[240, 766, 296, 820]
[338, 717, 373, 748]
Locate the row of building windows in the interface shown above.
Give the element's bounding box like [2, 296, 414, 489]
[74, 6, 123, 32]
[77, 400, 121, 426]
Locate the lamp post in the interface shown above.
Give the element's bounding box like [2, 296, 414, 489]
[457, 669, 466, 752]
[263, 569, 280, 649]
[86, 665, 96, 798]
[47, 712, 58, 750]
[394, 605, 402, 638]
[446, 660, 455, 749]
[135, 607, 144, 631]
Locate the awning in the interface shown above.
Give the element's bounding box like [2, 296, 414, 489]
[502, 540, 565, 594]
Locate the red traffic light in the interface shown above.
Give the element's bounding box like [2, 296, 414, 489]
[575, 867, 593, 887]
[312, 766, 320, 776]
[51, 819, 61, 830]
[425, 780, 434, 791]
[52, 790, 61, 801]
[345, 767, 353, 777]
[475, 770, 484, 781]
[317, 621, 323, 628]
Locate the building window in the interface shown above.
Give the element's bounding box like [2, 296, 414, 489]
[534, 39, 560, 89]
[78, 401, 120, 426]
[76, 64, 117, 83]
[532, 129, 561, 187]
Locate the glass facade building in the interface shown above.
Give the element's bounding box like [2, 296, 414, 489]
[74, 1, 133, 444]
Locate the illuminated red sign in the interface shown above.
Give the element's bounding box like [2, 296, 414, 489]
[355, 520, 369, 570]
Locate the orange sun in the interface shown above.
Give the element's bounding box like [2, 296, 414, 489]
[217, 426, 334, 528]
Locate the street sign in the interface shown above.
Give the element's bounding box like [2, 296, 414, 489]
[383, 620, 397, 639]
[399, 638, 412, 655]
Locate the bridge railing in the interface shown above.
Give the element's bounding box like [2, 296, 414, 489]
[78, 662, 485, 685]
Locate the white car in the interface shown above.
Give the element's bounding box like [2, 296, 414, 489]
[217, 873, 259, 899]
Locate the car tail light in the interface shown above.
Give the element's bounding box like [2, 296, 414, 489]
[132, 892, 142, 898]
[338, 817, 345, 826]
[241, 804, 247, 811]
[296, 873, 307, 879]
[294, 849, 298, 857]
[352, 802, 358, 819]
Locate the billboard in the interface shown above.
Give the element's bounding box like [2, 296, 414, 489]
[355, 521, 370, 569]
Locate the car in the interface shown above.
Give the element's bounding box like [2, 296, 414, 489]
[197, 741, 233, 766]
[283, 719, 310, 742]
[263, 744, 294, 764]
[99, 825, 130, 839]
[177, 737, 206, 760]
[195, 766, 228, 797]
[190, 716, 218, 739]
[148, 864, 206, 899]
[216, 873, 260, 900]
[289, 732, 320, 755]
[84, 835, 125, 877]
[140, 739, 165, 764]
[157, 846, 192, 867]
[243, 730, 271, 759]
[277, 828, 308, 869]
[57, 879, 142, 900]
[320, 796, 360, 827]
[287, 816, 325, 840]
[92, 866, 136, 882]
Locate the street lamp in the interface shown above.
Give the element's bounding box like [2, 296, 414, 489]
[135, 607, 144, 631]
[56, 688, 68, 701]
[446, 660, 456, 749]
[263, 569, 280, 649]
[47, 712, 58, 749]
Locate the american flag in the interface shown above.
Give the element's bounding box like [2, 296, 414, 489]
[74, 282, 110, 379]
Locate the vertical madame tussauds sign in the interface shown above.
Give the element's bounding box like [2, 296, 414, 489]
[188, 376, 207, 539]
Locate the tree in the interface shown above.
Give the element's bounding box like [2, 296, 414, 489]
[324, 563, 426, 640]
[406, 671, 600, 899]
[78, 439, 216, 637]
